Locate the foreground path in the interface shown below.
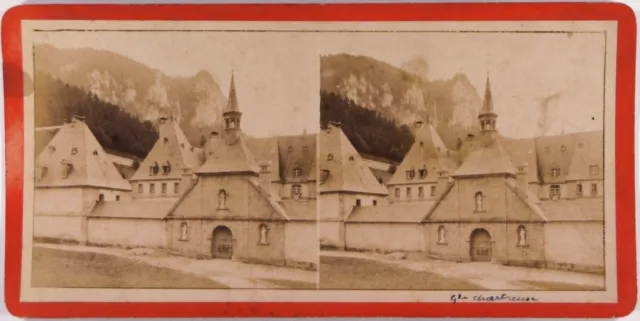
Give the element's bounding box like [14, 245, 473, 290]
[321, 250, 605, 290]
[35, 243, 317, 289]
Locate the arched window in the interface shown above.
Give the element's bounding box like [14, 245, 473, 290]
[551, 166, 561, 178]
[180, 222, 189, 241]
[517, 225, 527, 246]
[218, 189, 228, 209]
[474, 192, 484, 212]
[258, 224, 269, 244]
[437, 225, 447, 244]
[291, 184, 302, 200]
[550, 185, 560, 200]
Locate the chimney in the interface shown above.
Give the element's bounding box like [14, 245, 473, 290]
[516, 163, 529, 190]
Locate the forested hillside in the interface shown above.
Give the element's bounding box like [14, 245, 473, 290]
[35, 72, 158, 158]
[320, 91, 414, 162]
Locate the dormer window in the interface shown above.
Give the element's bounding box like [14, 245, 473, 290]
[260, 164, 269, 172]
[303, 146, 309, 153]
[60, 160, 73, 179]
[163, 137, 169, 144]
[48, 145, 56, 153]
[287, 145, 293, 153]
[419, 141, 424, 147]
[349, 156, 355, 162]
[162, 161, 172, 175]
[150, 162, 160, 176]
[560, 145, 567, 152]
[406, 170, 416, 180]
[35, 166, 48, 181]
[590, 165, 599, 175]
[180, 143, 185, 149]
[293, 167, 302, 177]
[418, 167, 427, 179]
[327, 154, 334, 161]
[551, 167, 560, 178]
[92, 150, 98, 156]
[71, 148, 78, 155]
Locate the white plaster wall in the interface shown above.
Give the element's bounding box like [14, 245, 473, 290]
[34, 188, 85, 215]
[319, 221, 343, 247]
[345, 223, 423, 252]
[34, 215, 85, 242]
[284, 221, 318, 265]
[87, 218, 166, 248]
[544, 222, 604, 267]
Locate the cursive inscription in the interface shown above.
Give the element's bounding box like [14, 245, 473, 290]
[450, 293, 539, 304]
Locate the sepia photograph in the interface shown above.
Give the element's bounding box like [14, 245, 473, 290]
[317, 31, 608, 291]
[14, 18, 620, 305]
[30, 28, 319, 290]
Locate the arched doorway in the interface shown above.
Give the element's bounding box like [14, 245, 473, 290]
[470, 228, 492, 262]
[211, 226, 233, 259]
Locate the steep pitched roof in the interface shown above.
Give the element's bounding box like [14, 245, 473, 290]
[318, 123, 388, 196]
[500, 137, 539, 183]
[452, 140, 516, 178]
[130, 118, 203, 181]
[34, 117, 131, 191]
[277, 134, 317, 183]
[196, 134, 260, 175]
[225, 72, 240, 114]
[566, 131, 604, 181]
[534, 134, 578, 183]
[246, 136, 281, 181]
[387, 123, 459, 185]
[480, 74, 496, 116]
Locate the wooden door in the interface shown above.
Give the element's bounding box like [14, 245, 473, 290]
[211, 226, 233, 259]
[470, 229, 492, 262]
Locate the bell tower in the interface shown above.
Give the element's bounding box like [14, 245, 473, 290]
[479, 73, 498, 146]
[223, 71, 242, 145]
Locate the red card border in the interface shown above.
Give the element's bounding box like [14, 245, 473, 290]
[2, 3, 637, 318]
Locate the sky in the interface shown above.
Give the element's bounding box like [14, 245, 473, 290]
[34, 27, 606, 138]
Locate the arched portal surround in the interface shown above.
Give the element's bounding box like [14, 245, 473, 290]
[469, 228, 492, 262]
[211, 225, 233, 259]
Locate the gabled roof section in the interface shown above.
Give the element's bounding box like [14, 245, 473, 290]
[538, 198, 604, 221]
[452, 140, 516, 178]
[277, 134, 317, 183]
[504, 179, 548, 221]
[318, 123, 388, 196]
[196, 135, 260, 175]
[500, 137, 539, 183]
[246, 136, 281, 181]
[387, 123, 458, 185]
[131, 118, 202, 181]
[534, 133, 578, 183]
[34, 116, 131, 191]
[566, 131, 604, 181]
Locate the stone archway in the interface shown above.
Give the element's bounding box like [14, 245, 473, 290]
[470, 228, 492, 262]
[211, 226, 233, 259]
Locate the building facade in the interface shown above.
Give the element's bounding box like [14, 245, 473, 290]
[341, 76, 605, 273]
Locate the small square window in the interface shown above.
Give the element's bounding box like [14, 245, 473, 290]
[150, 183, 155, 194]
[591, 183, 598, 195]
[430, 185, 436, 196]
[373, 200, 377, 206]
[418, 186, 424, 198]
[161, 183, 167, 194]
[355, 199, 361, 206]
[590, 165, 600, 175]
[406, 187, 412, 198]
[174, 182, 180, 194]
[138, 184, 143, 194]
[395, 188, 400, 198]
[116, 195, 120, 201]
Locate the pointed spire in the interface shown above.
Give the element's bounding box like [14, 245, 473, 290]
[225, 70, 240, 114]
[481, 72, 495, 115]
